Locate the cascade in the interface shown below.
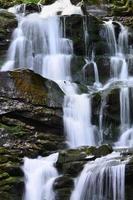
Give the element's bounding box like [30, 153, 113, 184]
[104, 20, 131, 144]
[71, 152, 126, 200]
[83, 51, 101, 88]
[63, 94, 96, 147]
[22, 153, 59, 200]
[1, 1, 133, 199]
[99, 96, 107, 143]
[1, 0, 97, 148]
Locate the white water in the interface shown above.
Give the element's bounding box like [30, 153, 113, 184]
[104, 20, 131, 145]
[1, 1, 96, 148]
[64, 94, 96, 147]
[99, 96, 107, 143]
[83, 52, 101, 88]
[22, 153, 59, 200]
[1, 2, 132, 200]
[116, 128, 133, 147]
[71, 152, 126, 200]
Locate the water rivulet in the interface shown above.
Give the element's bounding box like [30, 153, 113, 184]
[1, 0, 133, 199]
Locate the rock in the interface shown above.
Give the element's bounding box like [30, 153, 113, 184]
[0, 0, 22, 9]
[0, 176, 24, 200]
[112, 0, 133, 17]
[55, 188, 72, 200]
[57, 145, 113, 175]
[54, 176, 74, 190]
[41, 0, 56, 5]
[62, 14, 103, 56]
[0, 69, 64, 129]
[0, 10, 17, 65]
[54, 176, 74, 200]
[24, 3, 41, 14]
[0, 69, 66, 156]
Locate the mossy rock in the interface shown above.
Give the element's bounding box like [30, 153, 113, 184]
[0, 176, 24, 200]
[0, 173, 10, 180]
[0, 0, 23, 8]
[0, 10, 17, 61]
[0, 69, 64, 107]
[0, 147, 9, 154]
[61, 161, 86, 177]
[0, 176, 23, 187]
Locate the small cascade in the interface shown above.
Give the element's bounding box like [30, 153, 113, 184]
[120, 87, 130, 133]
[22, 153, 59, 200]
[63, 94, 96, 148]
[104, 20, 131, 144]
[71, 152, 126, 200]
[83, 51, 101, 88]
[8, 4, 26, 19]
[99, 96, 107, 143]
[104, 20, 117, 56]
[117, 128, 133, 147]
[83, 16, 89, 57]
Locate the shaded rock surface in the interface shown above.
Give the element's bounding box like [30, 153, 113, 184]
[0, 10, 17, 66]
[0, 69, 65, 200]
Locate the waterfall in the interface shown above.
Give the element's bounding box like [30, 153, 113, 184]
[104, 20, 130, 144]
[83, 16, 89, 57]
[99, 96, 107, 143]
[63, 94, 96, 147]
[22, 153, 59, 200]
[71, 152, 126, 200]
[1, 0, 97, 148]
[1, 1, 133, 199]
[104, 20, 117, 56]
[120, 87, 130, 132]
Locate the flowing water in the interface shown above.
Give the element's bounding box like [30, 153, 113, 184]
[1, 0, 96, 148]
[71, 152, 126, 200]
[104, 20, 131, 145]
[22, 153, 59, 200]
[1, 0, 133, 199]
[3, 1, 133, 147]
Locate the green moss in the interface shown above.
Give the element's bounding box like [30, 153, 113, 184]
[0, 176, 23, 187]
[0, 147, 9, 154]
[0, 173, 10, 180]
[0, 123, 26, 137]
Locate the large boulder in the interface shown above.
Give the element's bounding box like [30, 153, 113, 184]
[0, 69, 65, 154]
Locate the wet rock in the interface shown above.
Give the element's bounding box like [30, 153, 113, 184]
[0, 176, 24, 200]
[62, 14, 103, 56]
[57, 145, 113, 175]
[0, 10, 17, 65]
[54, 176, 74, 200]
[55, 188, 72, 200]
[0, 69, 64, 132]
[25, 3, 41, 14]
[54, 176, 74, 190]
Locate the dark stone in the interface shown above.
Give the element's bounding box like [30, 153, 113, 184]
[54, 176, 74, 190]
[0, 10, 17, 65]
